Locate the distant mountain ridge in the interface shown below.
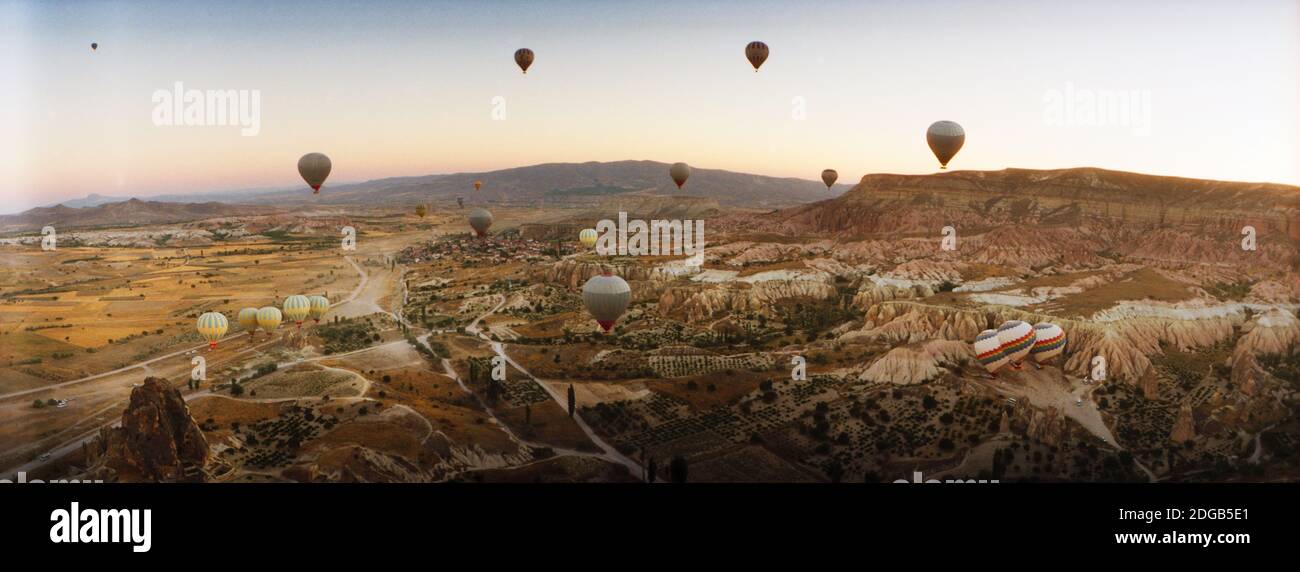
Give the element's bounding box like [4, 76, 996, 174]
[0, 198, 276, 233]
[240, 160, 847, 209]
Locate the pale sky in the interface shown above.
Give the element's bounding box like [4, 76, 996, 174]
[1, 0, 1297, 213]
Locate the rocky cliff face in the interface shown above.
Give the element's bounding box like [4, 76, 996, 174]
[93, 377, 209, 482]
[1170, 403, 1196, 443]
[857, 340, 971, 385]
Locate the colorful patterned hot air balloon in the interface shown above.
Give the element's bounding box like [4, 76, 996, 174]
[821, 169, 838, 190]
[996, 320, 1036, 369]
[745, 41, 769, 71]
[468, 208, 493, 237]
[283, 295, 311, 327]
[514, 48, 534, 74]
[308, 295, 330, 323]
[196, 312, 229, 350]
[926, 121, 965, 169]
[256, 306, 282, 334]
[974, 329, 1009, 376]
[582, 269, 631, 333]
[298, 153, 332, 194]
[237, 307, 260, 339]
[473, 180, 483, 192]
[1030, 323, 1066, 366]
[579, 228, 598, 248]
[669, 162, 691, 189]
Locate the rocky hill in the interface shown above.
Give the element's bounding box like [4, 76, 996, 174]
[0, 198, 276, 233]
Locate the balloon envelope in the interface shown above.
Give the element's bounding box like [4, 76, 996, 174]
[473, 180, 483, 191]
[468, 208, 493, 237]
[579, 228, 598, 247]
[298, 153, 332, 193]
[514, 48, 534, 73]
[669, 162, 691, 189]
[926, 121, 965, 169]
[821, 169, 838, 189]
[283, 295, 311, 326]
[582, 271, 631, 332]
[1030, 323, 1067, 364]
[90, 42, 98, 52]
[256, 306, 283, 332]
[996, 320, 1035, 364]
[309, 295, 330, 323]
[745, 41, 769, 71]
[237, 307, 260, 335]
[196, 312, 229, 349]
[973, 329, 1008, 374]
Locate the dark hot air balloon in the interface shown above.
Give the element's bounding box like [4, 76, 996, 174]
[926, 121, 965, 169]
[514, 48, 534, 74]
[90, 42, 98, 52]
[745, 41, 769, 71]
[669, 162, 691, 189]
[821, 169, 838, 190]
[298, 153, 332, 194]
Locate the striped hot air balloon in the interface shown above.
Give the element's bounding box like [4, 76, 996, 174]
[196, 312, 229, 350]
[283, 295, 311, 327]
[582, 269, 631, 333]
[996, 320, 1036, 369]
[579, 228, 598, 248]
[256, 306, 282, 334]
[974, 329, 1009, 376]
[308, 295, 330, 323]
[237, 307, 260, 339]
[1030, 323, 1067, 366]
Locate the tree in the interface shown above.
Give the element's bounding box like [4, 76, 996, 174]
[567, 385, 576, 417]
[669, 456, 688, 483]
[524, 405, 531, 426]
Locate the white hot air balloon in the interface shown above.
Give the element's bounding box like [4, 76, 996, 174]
[468, 208, 493, 237]
[996, 320, 1036, 370]
[581, 268, 631, 334]
[1029, 323, 1066, 368]
[974, 329, 1009, 377]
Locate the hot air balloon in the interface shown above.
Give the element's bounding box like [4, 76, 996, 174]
[821, 169, 838, 190]
[196, 312, 229, 350]
[298, 153, 332, 194]
[579, 228, 598, 248]
[745, 41, 769, 71]
[237, 307, 260, 339]
[582, 268, 630, 333]
[468, 208, 493, 237]
[415, 204, 427, 218]
[283, 295, 311, 328]
[473, 180, 483, 191]
[514, 48, 534, 74]
[308, 295, 330, 323]
[256, 306, 283, 334]
[974, 329, 1009, 377]
[1029, 323, 1066, 368]
[669, 162, 691, 189]
[456, 197, 465, 209]
[996, 320, 1036, 370]
[926, 121, 965, 169]
[90, 42, 98, 52]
